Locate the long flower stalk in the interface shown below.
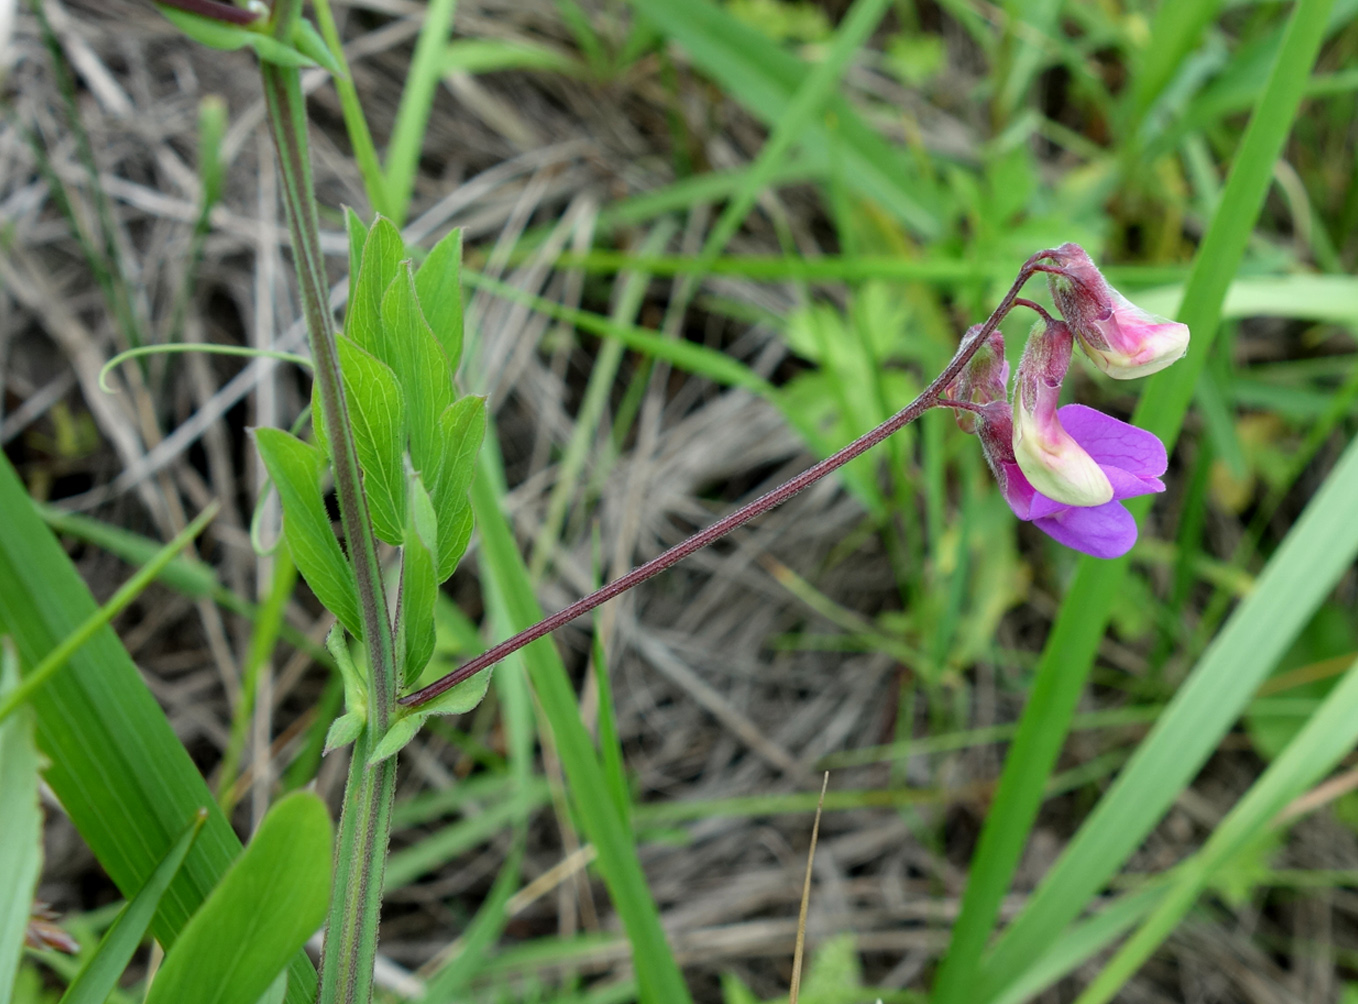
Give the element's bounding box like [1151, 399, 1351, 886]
[401, 249, 1055, 709]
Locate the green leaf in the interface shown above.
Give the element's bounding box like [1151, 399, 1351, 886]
[399, 478, 438, 688]
[378, 263, 454, 486]
[0, 641, 42, 1002]
[57, 811, 206, 1004]
[344, 208, 367, 303]
[431, 396, 485, 581]
[154, 6, 317, 68]
[336, 335, 407, 545]
[367, 713, 421, 764]
[345, 217, 404, 354]
[253, 429, 362, 639]
[407, 660, 491, 719]
[326, 626, 366, 721]
[414, 227, 465, 370]
[289, 17, 343, 76]
[146, 793, 333, 1004]
[322, 711, 364, 755]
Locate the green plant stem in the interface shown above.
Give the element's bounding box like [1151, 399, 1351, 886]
[320, 727, 397, 1004]
[260, 4, 400, 1001]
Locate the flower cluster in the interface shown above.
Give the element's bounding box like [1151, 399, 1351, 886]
[946, 244, 1188, 559]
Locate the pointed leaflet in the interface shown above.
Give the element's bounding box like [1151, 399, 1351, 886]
[0, 642, 41, 1001]
[322, 627, 366, 755]
[344, 208, 368, 305]
[345, 217, 403, 354]
[57, 811, 206, 1004]
[431, 396, 485, 581]
[378, 263, 455, 489]
[399, 478, 438, 689]
[370, 665, 490, 764]
[414, 227, 464, 370]
[336, 335, 407, 545]
[145, 793, 332, 1004]
[253, 429, 362, 638]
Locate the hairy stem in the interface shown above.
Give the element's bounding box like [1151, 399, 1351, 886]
[401, 250, 1055, 709]
[260, 4, 400, 1001]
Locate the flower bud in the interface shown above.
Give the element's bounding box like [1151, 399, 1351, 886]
[1011, 319, 1113, 507]
[1044, 243, 1189, 379]
[948, 325, 1008, 434]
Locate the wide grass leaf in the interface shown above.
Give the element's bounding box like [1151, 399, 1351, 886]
[0, 456, 316, 1004]
[146, 792, 332, 1004]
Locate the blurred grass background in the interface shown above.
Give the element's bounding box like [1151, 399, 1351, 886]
[3, 0, 1358, 1001]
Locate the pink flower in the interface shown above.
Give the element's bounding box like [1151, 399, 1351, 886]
[1044, 244, 1190, 379]
[1011, 319, 1112, 507]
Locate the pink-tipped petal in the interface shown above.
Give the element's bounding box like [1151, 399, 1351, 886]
[1057, 404, 1168, 477]
[1033, 501, 1139, 559]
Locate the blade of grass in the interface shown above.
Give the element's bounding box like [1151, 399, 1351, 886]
[932, 2, 1339, 998]
[1075, 656, 1358, 1004]
[383, 0, 457, 225]
[627, 0, 942, 237]
[311, 0, 391, 217]
[0, 456, 317, 1004]
[471, 436, 691, 1004]
[0, 640, 42, 1002]
[0, 502, 218, 726]
[57, 811, 207, 1004]
[979, 352, 1358, 1000]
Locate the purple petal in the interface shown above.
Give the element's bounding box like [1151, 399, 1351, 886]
[1026, 491, 1069, 520]
[1056, 404, 1167, 477]
[1000, 462, 1036, 520]
[1102, 465, 1166, 501]
[1033, 501, 1139, 558]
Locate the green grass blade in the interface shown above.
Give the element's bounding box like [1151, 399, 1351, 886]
[1075, 657, 1358, 1004]
[932, 0, 1340, 998]
[0, 503, 217, 726]
[0, 456, 317, 1004]
[980, 416, 1358, 999]
[0, 641, 42, 1003]
[989, 886, 1164, 1004]
[688, 0, 892, 283]
[471, 439, 691, 1004]
[627, 0, 942, 236]
[146, 792, 333, 1004]
[384, 0, 458, 224]
[57, 810, 207, 1004]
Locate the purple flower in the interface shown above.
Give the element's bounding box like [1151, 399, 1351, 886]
[998, 404, 1167, 558]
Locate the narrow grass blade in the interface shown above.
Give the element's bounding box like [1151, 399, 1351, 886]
[989, 886, 1164, 1004]
[58, 810, 207, 1004]
[471, 441, 691, 1004]
[383, 0, 457, 224]
[932, 2, 1339, 997]
[0, 502, 218, 725]
[0, 641, 42, 1002]
[1076, 656, 1358, 1004]
[146, 792, 332, 1004]
[0, 456, 317, 1004]
[981, 427, 1358, 999]
[627, 0, 942, 236]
